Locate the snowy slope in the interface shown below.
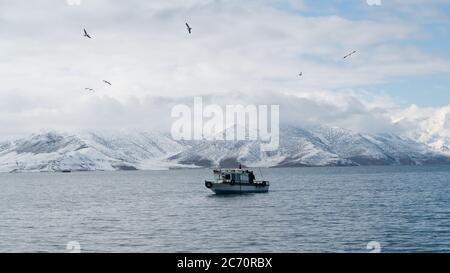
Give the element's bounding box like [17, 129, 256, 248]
[394, 105, 450, 154]
[0, 131, 186, 173]
[167, 126, 450, 168]
[0, 126, 449, 172]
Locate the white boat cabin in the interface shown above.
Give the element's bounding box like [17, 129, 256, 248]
[213, 169, 257, 185]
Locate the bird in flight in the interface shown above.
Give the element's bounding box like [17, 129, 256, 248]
[103, 80, 112, 86]
[83, 28, 92, 39]
[85, 88, 95, 92]
[298, 72, 303, 77]
[185, 23, 192, 34]
[343, 50, 357, 59]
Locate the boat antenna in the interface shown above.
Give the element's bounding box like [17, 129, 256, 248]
[258, 167, 264, 180]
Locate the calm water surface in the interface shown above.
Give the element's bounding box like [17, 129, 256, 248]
[1, 166, 450, 253]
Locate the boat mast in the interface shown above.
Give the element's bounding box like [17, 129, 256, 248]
[258, 168, 264, 180]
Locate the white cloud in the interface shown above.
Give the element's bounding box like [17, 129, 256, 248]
[0, 0, 449, 138]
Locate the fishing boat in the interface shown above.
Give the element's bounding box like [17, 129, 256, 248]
[205, 168, 270, 194]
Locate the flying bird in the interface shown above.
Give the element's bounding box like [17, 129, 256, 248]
[103, 80, 112, 86]
[83, 28, 92, 39]
[343, 50, 357, 59]
[85, 88, 95, 92]
[298, 72, 303, 77]
[185, 23, 192, 34]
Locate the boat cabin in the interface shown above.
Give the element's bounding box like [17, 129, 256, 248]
[213, 169, 256, 184]
[206, 168, 269, 193]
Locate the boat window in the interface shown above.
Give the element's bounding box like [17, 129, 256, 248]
[241, 173, 249, 182]
[232, 173, 241, 182]
[214, 172, 221, 180]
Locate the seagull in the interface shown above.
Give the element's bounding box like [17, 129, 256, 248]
[298, 72, 303, 77]
[103, 80, 112, 86]
[185, 23, 192, 34]
[343, 50, 357, 59]
[85, 88, 95, 92]
[83, 28, 92, 39]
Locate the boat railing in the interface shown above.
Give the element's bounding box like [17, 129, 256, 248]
[209, 178, 269, 186]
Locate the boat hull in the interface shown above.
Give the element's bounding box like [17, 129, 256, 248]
[205, 181, 269, 194]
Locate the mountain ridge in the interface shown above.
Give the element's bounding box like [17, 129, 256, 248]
[1, 126, 449, 173]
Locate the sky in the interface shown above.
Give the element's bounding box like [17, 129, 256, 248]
[0, 0, 449, 138]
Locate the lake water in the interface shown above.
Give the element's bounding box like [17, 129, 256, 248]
[1, 166, 450, 253]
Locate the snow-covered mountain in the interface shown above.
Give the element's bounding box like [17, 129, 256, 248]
[0, 131, 186, 173]
[393, 105, 450, 154]
[0, 126, 449, 173]
[168, 126, 450, 168]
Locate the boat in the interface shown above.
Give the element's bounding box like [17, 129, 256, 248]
[205, 168, 270, 194]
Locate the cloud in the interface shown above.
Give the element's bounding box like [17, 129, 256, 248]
[391, 104, 450, 149]
[0, 0, 449, 138]
[0, 90, 400, 139]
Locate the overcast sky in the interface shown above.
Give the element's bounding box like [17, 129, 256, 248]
[0, 0, 449, 138]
